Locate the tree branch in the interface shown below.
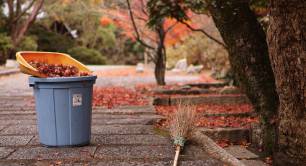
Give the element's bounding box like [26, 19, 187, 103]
[7, 0, 14, 21]
[14, 0, 44, 45]
[126, 0, 155, 50]
[140, 0, 148, 16]
[180, 21, 227, 49]
[13, 0, 36, 23]
[133, 15, 147, 22]
[165, 21, 179, 34]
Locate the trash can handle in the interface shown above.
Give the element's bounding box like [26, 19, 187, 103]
[29, 83, 37, 88]
[29, 79, 37, 88]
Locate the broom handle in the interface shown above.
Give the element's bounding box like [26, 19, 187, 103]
[173, 146, 181, 166]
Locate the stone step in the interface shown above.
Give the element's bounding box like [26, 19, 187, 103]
[225, 146, 268, 166]
[200, 127, 250, 143]
[153, 95, 250, 106]
[201, 112, 254, 118]
[186, 82, 229, 88]
[154, 87, 241, 95]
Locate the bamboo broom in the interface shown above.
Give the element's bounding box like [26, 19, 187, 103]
[169, 102, 246, 166]
[169, 102, 198, 166]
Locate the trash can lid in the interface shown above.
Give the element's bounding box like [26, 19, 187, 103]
[29, 76, 97, 85]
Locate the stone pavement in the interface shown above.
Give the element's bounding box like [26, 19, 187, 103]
[0, 95, 223, 165]
[0, 71, 267, 166]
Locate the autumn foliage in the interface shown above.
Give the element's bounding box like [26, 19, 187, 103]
[101, 1, 199, 46]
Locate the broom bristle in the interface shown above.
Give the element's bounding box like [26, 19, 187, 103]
[170, 101, 199, 141]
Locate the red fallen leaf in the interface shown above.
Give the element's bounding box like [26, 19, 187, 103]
[265, 156, 273, 165]
[238, 140, 251, 148]
[155, 104, 253, 116]
[216, 139, 230, 148]
[55, 161, 62, 165]
[93, 87, 149, 108]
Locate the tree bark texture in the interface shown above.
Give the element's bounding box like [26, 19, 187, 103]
[13, 0, 44, 46]
[0, 52, 6, 65]
[267, 0, 306, 165]
[154, 21, 166, 85]
[207, 0, 279, 155]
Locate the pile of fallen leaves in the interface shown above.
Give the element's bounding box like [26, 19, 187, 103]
[134, 83, 185, 96]
[155, 104, 258, 128]
[155, 104, 253, 116]
[29, 61, 91, 77]
[196, 116, 258, 128]
[154, 93, 245, 98]
[93, 87, 149, 108]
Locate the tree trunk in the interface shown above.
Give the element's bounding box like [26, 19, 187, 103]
[6, 0, 44, 59]
[267, 0, 306, 165]
[154, 22, 166, 85]
[207, 0, 279, 155]
[12, 0, 44, 46]
[154, 48, 166, 85]
[0, 51, 6, 65]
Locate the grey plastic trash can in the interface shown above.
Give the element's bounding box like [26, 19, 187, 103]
[29, 76, 97, 147]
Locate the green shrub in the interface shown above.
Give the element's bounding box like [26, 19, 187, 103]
[68, 46, 106, 65]
[0, 33, 13, 65]
[167, 32, 229, 73]
[16, 36, 38, 51]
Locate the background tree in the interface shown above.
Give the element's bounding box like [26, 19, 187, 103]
[267, 0, 306, 165]
[44, 0, 102, 48]
[104, 0, 194, 85]
[5, 0, 44, 57]
[125, 0, 174, 85]
[147, 0, 279, 156]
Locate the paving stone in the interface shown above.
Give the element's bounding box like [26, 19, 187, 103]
[95, 145, 174, 160]
[0, 135, 33, 146]
[0, 147, 15, 159]
[29, 134, 170, 146]
[26, 136, 40, 146]
[92, 125, 155, 135]
[92, 134, 170, 145]
[95, 160, 223, 166]
[0, 115, 36, 120]
[93, 107, 154, 115]
[95, 161, 171, 166]
[225, 146, 259, 159]
[154, 95, 250, 106]
[8, 146, 96, 160]
[181, 145, 211, 159]
[0, 125, 37, 135]
[0, 119, 37, 125]
[92, 118, 155, 125]
[0, 161, 34, 166]
[241, 159, 268, 166]
[0, 125, 6, 131]
[0, 160, 223, 166]
[0, 111, 35, 115]
[200, 127, 250, 143]
[92, 114, 162, 120]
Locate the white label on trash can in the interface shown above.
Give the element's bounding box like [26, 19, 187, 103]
[73, 94, 82, 107]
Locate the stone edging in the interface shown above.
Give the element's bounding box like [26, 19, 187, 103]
[0, 69, 19, 77]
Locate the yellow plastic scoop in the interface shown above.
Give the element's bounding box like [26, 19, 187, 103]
[16, 51, 92, 78]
